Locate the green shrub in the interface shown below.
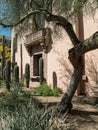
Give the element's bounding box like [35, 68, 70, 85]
[0, 92, 43, 112]
[0, 92, 75, 130]
[52, 87, 62, 96]
[33, 83, 62, 96]
[33, 83, 52, 96]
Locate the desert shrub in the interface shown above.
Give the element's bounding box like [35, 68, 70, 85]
[33, 83, 52, 96]
[0, 92, 75, 130]
[0, 92, 42, 111]
[33, 83, 62, 96]
[52, 87, 62, 96]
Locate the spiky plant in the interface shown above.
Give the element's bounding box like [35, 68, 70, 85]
[0, 93, 75, 130]
[25, 63, 30, 88]
[1, 36, 5, 78]
[5, 60, 11, 91]
[3, 65, 6, 81]
[14, 65, 19, 85]
[39, 58, 44, 85]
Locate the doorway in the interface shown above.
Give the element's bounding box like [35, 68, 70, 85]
[33, 54, 42, 76]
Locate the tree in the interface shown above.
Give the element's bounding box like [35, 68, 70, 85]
[0, 0, 98, 112]
[0, 42, 11, 60]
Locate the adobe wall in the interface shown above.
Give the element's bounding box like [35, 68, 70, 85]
[11, 12, 98, 96]
[11, 29, 30, 78]
[46, 24, 73, 92]
[46, 13, 98, 95]
[84, 14, 98, 95]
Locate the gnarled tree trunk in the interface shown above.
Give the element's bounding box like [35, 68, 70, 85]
[57, 57, 84, 112]
[46, 13, 98, 112]
[57, 32, 98, 112]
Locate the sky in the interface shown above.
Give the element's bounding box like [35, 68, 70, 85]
[0, 25, 11, 37]
[0, 1, 12, 37]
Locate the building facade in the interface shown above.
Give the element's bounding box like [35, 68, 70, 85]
[11, 10, 98, 96]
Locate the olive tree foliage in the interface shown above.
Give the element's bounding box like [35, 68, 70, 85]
[0, 0, 98, 27]
[53, 0, 98, 16]
[0, 0, 97, 36]
[0, 0, 98, 39]
[1, 0, 98, 112]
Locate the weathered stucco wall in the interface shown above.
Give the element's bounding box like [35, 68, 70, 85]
[46, 25, 73, 91]
[84, 14, 98, 95]
[11, 29, 30, 78]
[11, 12, 98, 95]
[46, 13, 98, 95]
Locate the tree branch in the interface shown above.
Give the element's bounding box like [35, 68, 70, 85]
[0, 8, 49, 27]
[68, 31, 98, 68]
[31, 0, 41, 8]
[0, 7, 79, 46]
[46, 14, 80, 45]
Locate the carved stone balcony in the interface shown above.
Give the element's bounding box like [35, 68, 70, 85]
[24, 28, 51, 55]
[24, 28, 51, 47]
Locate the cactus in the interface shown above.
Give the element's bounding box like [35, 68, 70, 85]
[1, 36, 5, 78]
[11, 61, 16, 77]
[5, 60, 11, 90]
[12, 47, 16, 77]
[3, 66, 6, 81]
[14, 65, 19, 85]
[39, 58, 44, 84]
[25, 63, 30, 88]
[1, 52, 5, 77]
[11, 34, 18, 78]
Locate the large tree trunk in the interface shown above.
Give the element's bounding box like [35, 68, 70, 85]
[46, 13, 98, 112]
[47, 11, 98, 112]
[57, 32, 98, 112]
[57, 57, 84, 112]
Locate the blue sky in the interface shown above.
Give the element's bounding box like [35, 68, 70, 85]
[0, 1, 12, 37]
[0, 25, 11, 37]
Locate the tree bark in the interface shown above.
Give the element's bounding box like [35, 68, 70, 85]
[57, 57, 84, 112]
[69, 31, 98, 68]
[46, 14, 98, 112]
[57, 32, 98, 112]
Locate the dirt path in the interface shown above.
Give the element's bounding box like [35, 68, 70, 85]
[36, 95, 98, 130]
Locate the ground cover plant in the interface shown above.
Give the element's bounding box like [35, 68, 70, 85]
[33, 83, 62, 96]
[0, 91, 75, 130]
[0, 62, 74, 130]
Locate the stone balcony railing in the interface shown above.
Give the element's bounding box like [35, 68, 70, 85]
[24, 28, 52, 55]
[25, 28, 51, 46]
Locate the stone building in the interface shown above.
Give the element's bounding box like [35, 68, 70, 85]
[11, 9, 98, 96]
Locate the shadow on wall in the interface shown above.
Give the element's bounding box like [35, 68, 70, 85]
[53, 71, 57, 88]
